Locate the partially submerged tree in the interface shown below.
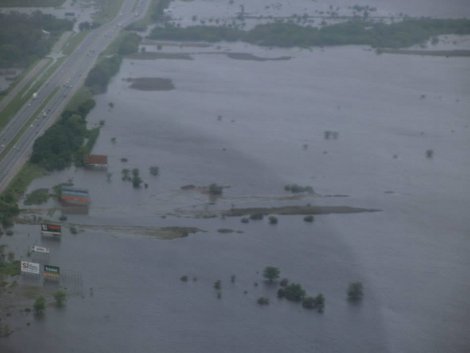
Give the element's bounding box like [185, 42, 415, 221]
[263, 266, 280, 283]
[347, 281, 364, 302]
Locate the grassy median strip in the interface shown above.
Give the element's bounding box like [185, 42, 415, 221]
[93, 0, 125, 25]
[62, 31, 89, 56]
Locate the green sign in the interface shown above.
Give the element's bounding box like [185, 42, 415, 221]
[44, 265, 60, 274]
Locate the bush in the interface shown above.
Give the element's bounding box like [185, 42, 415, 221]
[24, 188, 49, 205]
[257, 297, 270, 306]
[53, 290, 66, 307]
[284, 184, 314, 194]
[208, 183, 223, 195]
[347, 282, 364, 302]
[281, 283, 306, 302]
[302, 294, 325, 312]
[303, 215, 314, 223]
[268, 216, 278, 224]
[33, 296, 46, 314]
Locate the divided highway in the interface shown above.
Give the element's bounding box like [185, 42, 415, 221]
[0, 0, 150, 192]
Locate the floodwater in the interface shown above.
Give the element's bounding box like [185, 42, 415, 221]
[2, 3, 470, 353]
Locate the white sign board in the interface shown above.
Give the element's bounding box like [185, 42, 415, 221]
[32, 245, 50, 254]
[21, 261, 40, 275]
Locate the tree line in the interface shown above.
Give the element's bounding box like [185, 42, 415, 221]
[149, 18, 470, 49]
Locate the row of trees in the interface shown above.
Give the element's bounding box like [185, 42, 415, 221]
[84, 32, 141, 94]
[0, 11, 72, 68]
[149, 18, 470, 49]
[263, 266, 364, 311]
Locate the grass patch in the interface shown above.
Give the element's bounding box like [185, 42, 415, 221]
[0, 260, 20, 277]
[3, 163, 46, 200]
[24, 188, 49, 205]
[62, 31, 89, 55]
[92, 0, 125, 25]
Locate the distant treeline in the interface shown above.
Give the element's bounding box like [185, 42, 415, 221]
[149, 18, 470, 48]
[84, 32, 141, 94]
[0, 11, 72, 68]
[0, 0, 65, 6]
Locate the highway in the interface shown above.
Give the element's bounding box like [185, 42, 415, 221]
[0, 0, 151, 192]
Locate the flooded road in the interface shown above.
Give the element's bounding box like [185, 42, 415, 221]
[2, 3, 470, 352]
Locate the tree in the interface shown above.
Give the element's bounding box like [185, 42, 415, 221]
[53, 290, 66, 307]
[347, 282, 364, 302]
[33, 296, 46, 314]
[279, 283, 306, 302]
[263, 266, 280, 283]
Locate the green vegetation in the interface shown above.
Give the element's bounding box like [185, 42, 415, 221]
[53, 290, 66, 307]
[85, 32, 141, 94]
[302, 294, 325, 313]
[0, 12, 72, 68]
[0, 193, 20, 228]
[131, 168, 142, 188]
[213, 280, 221, 290]
[284, 184, 314, 194]
[303, 215, 314, 223]
[127, 0, 167, 31]
[208, 183, 223, 196]
[0, 324, 11, 337]
[277, 283, 306, 302]
[151, 0, 172, 22]
[33, 296, 46, 314]
[24, 188, 49, 205]
[249, 213, 264, 220]
[0, 0, 65, 6]
[150, 18, 470, 49]
[30, 91, 97, 170]
[92, 0, 124, 25]
[263, 266, 280, 283]
[62, 31, 88, 55]
[0, 254, 20, 276]
[85, 54, 122, 94]
[347, 281, 364, 302]
[268, 215, 278, 224]
[149, 166, 160, 176]
[257, 297, 270, 306]
[0, 163, 45, 227]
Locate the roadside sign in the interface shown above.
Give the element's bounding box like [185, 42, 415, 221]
[43, 264, 60, 281]
[41, 223, 61, 236]
[31, 245, 50, 254]
[21, 261, 40, 275]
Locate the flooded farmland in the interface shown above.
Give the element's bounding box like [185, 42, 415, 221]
[1, 1, 470, 353]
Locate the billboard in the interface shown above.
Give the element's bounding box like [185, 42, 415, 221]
[31, 245, 50, 254]
[21, 261, 40, 275]
[43, 265, 60, 281]
[41, 223, 61, 236]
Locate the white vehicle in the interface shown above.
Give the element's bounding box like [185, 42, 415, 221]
[32, 92, 38, 99]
